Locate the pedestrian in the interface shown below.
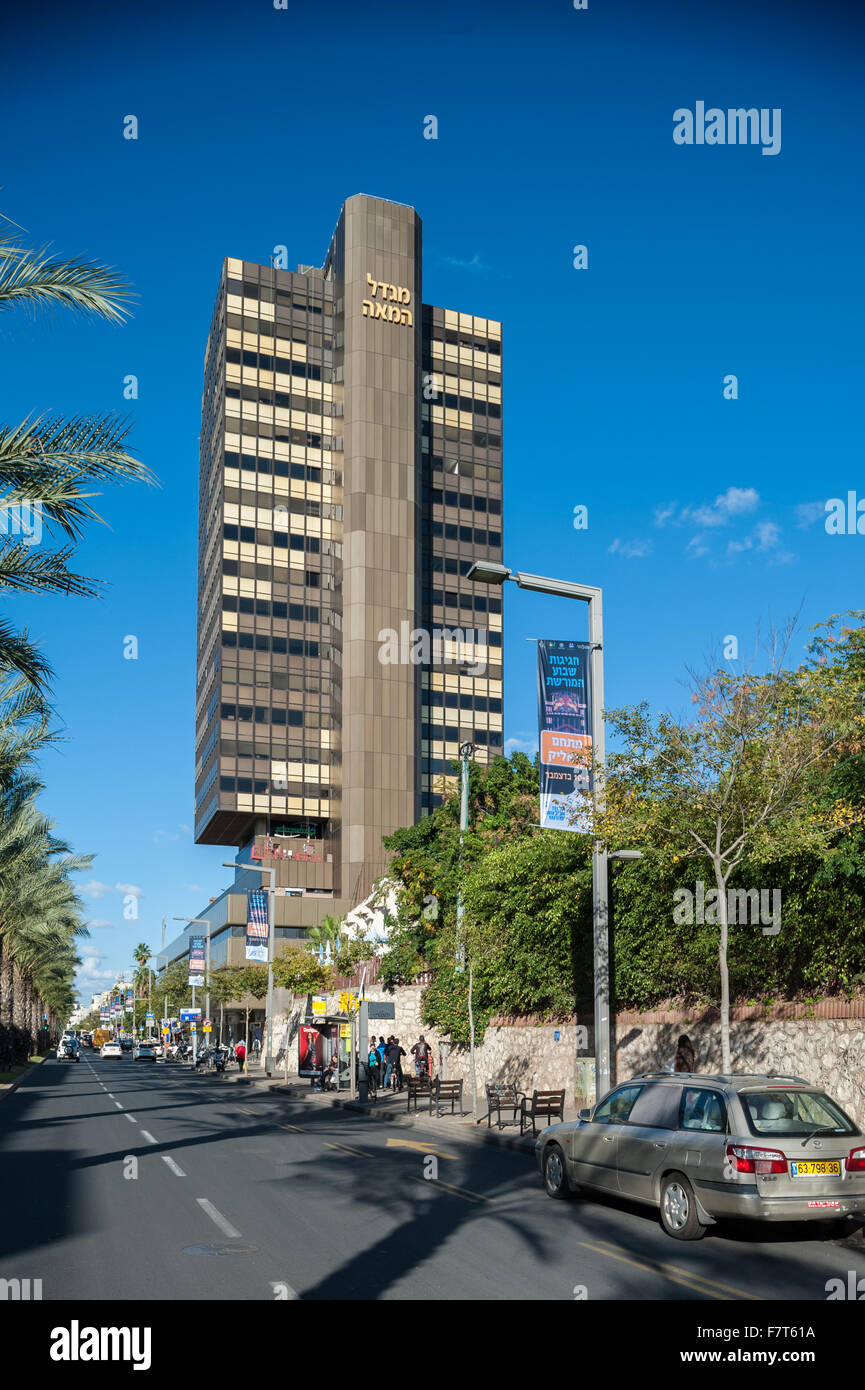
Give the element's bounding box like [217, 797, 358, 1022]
[411, 1035, 431, 1078]
[375, 1036, 386, 1083]
[674, 1034, 696, 1073]
[253, 1028, 262, 1059]
[383, 1037, 406, 1091]
[236, 1038, 247, 1073]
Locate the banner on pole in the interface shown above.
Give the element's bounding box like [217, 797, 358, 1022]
[188, 934, 206, 987]
[537, 639, 593, 832]
[245, 889, 269, 962]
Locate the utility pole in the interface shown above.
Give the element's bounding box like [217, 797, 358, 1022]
[223, 860, 276, 1077]
[455, 740, 478, 1122]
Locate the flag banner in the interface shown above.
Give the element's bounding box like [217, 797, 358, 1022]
[537, 639, 593, 832]
[245, 889, 269, 961]
[125, 989, 134, 1009]
[188, 935, 206, 987]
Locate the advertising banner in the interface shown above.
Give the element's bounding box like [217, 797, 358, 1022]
[245, 889, 269, 962]
[537, 639, 593, 832]
[188, 934, 206, 987]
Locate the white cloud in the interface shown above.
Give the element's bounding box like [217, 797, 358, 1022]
[81, 880, 113, 899]
[183, 883, 203, 894]
[687, 487, 760, 528]
[795, 500, 826, 528]
[87, 919, 114, 929]
[115, 882, 143, 898]
[609, 537, 653, 559]
[505, 735, 538, 757]
[444, 252, 490, 271]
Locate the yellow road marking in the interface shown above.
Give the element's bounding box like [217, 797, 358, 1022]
[386, 1137, 458, 1160]
[278, 1123, 306, 1133]
[407, 1174, 492, 1204]
[324, 1141, 369, 1158]
[235, 1108, 255, 1116]
[588, 1238, 762, 1301]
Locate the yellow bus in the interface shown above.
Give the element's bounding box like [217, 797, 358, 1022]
[92, 1029, 112, 1051]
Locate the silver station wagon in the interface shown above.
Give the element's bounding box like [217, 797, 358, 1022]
[536, 1073, 865, 1240]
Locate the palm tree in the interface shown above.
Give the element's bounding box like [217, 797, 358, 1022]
[305, 914, 343, 963]
[0, 222, 156, 687]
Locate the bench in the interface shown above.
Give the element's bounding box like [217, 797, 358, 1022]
[430, 1077, 464, 1117]
[485, 1081, 522, 1129]
[406, 1073, 431, 1113]
[520, 1088, 566, 1136]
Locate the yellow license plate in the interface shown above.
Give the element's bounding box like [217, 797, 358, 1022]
[790, 1160, 841, 1178]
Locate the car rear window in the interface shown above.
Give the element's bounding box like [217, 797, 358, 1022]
[740, 1089, 858, 1138]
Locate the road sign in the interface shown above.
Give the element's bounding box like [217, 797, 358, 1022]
[203, 1018, 212, 1028]
[190, 1023, 197, 1033]
[161, 1026, 170, 1035]
[339, 991, 358, 1014]
[203, 1024, 212, 1033]
[311, 997, 326, 1017]
[339, 1024, 350, 1038]
[180, 1008, 201, 1021]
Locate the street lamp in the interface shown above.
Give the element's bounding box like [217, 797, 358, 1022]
[224, 859, 276, 1078]
[467, 560, 613, 1098]
[174, 917, 211, 1060]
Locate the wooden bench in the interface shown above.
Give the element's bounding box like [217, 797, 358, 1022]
[430, 1077, 464, 1117]
[485, 1081, 522, 1129]
[520, 1088, 566, 1136]
[406, 1073, 431, 1112]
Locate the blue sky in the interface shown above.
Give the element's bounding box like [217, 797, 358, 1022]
[2, 0, 863, 1000]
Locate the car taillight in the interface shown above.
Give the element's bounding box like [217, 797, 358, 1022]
[846, 1147, 865, 1172]
[726, 1143, 787, 1175]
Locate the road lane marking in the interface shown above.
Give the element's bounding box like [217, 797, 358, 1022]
[113, 1101, 123, 1109]
[278, 1123, 306, 1133]
[235, 1108, 256, 1116]
[576, 1241, 732, 1300]
[126, 1115, 137, 1123]
[587, 1238, 762, 1301]
[107, 1093, 115, 1099]
[386, 1137, 457, 1160]
[324, 1141, 369, 1158]
[162, 1156, 186, 1178]
[407, 1174, 491, 1204]
[197, 1198, 241, 1238]
[140, 1130, 157, 1144]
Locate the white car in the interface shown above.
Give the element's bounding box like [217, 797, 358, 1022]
[101, 1042, 123, 1059]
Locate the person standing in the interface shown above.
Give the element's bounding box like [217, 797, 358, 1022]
[383, 1038, 405, 1091]
[674, 1034, 696, 1073]
[236, 1038, 247, 1073]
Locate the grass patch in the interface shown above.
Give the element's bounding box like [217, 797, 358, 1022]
[0, 1055, 45, 1085]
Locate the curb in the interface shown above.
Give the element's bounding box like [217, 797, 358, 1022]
[0, 1056, 46, 1102]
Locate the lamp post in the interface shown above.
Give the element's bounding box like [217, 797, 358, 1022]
[174, 917, 211, 1061]
[225, 859, 276, 1078]
[467, 561, 615, 1097]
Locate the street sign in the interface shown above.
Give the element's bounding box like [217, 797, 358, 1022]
[339, 1024, 350, 1038]
[180, 1008, 201, 1021]
[367, 1002, 396, 1020]
[202, 1018, 212, 1028]
[190, 1023, 197, 1033]
[203, 1024, 212, 1033]
[311, 997, 327, 1017]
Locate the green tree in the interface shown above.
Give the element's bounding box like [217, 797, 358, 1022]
[598, 617, 865, 1070]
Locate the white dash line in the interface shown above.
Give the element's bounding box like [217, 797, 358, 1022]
[114, 1101, 123, 1109]
[196, 1198, 241, 1239]
[126, 1114, 137, 1123]
[162, 1156, 186, 1178]
[139, 1130, 157, 1144]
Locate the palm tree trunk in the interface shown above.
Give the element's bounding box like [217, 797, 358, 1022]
[0, 939, 12, 1027]
[12, 962, 27, 1031]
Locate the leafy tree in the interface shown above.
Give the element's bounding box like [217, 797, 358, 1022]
[598, 616, 865, 1070]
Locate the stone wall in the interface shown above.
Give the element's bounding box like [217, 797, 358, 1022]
[269, 981, 865, 1129]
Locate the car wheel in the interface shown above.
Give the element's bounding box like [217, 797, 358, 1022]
[543, 1143, 571, 1199]
[660, 1173, 706, 1241]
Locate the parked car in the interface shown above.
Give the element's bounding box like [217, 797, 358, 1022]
[134, 1043, 157, 1061]
[100, 1041, 123, 1059]
[536, 1072, 865, 1241]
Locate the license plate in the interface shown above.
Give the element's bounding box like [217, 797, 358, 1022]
[791, 1160, 841, 1178]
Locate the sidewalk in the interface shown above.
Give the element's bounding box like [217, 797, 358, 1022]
[206, 1064, 582, 1156]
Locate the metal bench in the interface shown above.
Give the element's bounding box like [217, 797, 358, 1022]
[485, 1081, 522, 1129]
[430, 1077, 464, 1117]
[520, 1088, 565, 1136]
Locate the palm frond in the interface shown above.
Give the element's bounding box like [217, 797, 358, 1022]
[0, 622, 53, 691]
[0, 541, 101, 598]
[0, 237, 134, 323]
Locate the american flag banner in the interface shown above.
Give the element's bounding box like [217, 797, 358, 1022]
[246, 889, 269, 962]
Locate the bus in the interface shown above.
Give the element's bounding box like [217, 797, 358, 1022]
[92, 1029, 112, 1051]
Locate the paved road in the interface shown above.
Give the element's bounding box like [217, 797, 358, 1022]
[2, 1054, 864, 1301]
